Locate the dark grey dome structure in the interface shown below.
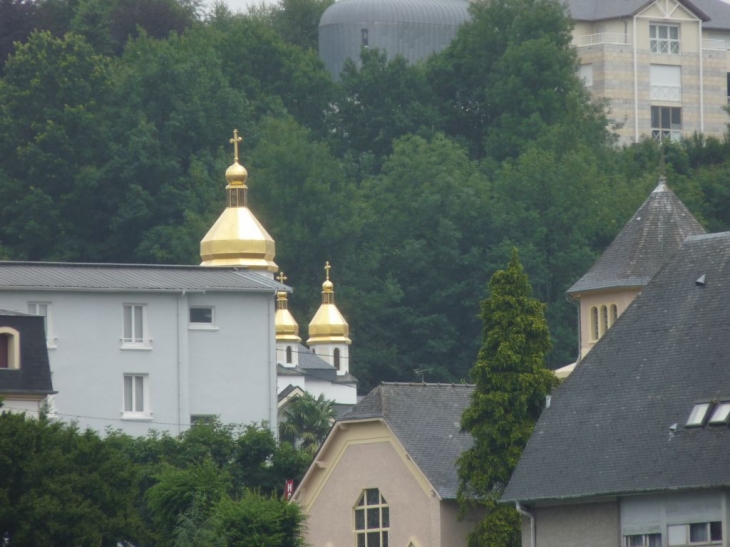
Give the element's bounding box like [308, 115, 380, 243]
[319, 0, 471, 79]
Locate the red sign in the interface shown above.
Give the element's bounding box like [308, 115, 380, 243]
[285, 480, 294, 500]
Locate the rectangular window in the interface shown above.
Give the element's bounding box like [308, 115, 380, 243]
[361, 28, 368, 47]
[579, 64, 593, 88]
[626, 534, 662, 547]
[651, 106, 682, 142]
[651, 23, 680, 54]
[27, 302, 55, 347]
[189, 307, 214, 325]
[122, 304, 149, 347]
[123, 374, 149, 417]
[650, 65, 681, 102]
[668, 523, 722, 546]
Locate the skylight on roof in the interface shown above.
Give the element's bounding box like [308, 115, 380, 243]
[708, 402, 730, 425]
[686, 403, 711, 427]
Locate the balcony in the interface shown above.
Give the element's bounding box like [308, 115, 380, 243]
[650, 85, 681, 102]
[703, 38, 727, 51]
[574, 33, 631, 47]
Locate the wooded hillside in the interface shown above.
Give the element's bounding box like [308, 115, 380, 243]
[2, 0, 729, 389]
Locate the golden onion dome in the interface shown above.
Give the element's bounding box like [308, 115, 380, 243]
[225, 161, 248, 186]
[200, 129, 277, 271]
[275, 275, 301, 343]
[307, 262, 351, 345]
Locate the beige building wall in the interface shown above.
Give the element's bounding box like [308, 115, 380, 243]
[439, 500, 484, 546]
[572, 0, 730, 143]
[520, 500, 621, 547]
[296, 420, 470, 547]
[575, 288, 640, 358]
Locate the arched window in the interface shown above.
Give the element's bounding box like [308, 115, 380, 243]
[600, 305, 608, 336]
[610, 304, 618, 326]
[0, 328, 20, 369]
[286, 346, 292, 364]
[334, 348, 340, 370]
[354, 489, 389, 546]
[590, 306, 599, 341]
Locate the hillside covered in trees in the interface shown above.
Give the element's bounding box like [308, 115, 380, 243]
[2, 0, 730, 389]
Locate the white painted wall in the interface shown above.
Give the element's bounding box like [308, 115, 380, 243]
[0, 289, 277, 436]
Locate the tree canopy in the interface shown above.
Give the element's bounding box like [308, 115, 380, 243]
[0, 412, 309, 546]
[0, 0, 727, 391]
[458, 249, 558, 547]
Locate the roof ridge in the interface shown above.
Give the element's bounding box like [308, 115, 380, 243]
[380, 381, 475, 387]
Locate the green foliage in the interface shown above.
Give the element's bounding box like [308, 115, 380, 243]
[279, 392, 336, 454]
[0, 413, 144, 546]
[0, 415, 309, 546]
[458, 250, 557, 546]
[333, 49, 442, 161]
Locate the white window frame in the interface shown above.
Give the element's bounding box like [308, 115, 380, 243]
[651, 23, 681, 54]
[122, 374, 151, 420]
[188, 306, 218, 331]
[121, 304, 151, 349]
[668, 522, 722, 546]
[651, 106, 682, 142]
[650, 65, 681, 102]
[27, 301, 56, 348]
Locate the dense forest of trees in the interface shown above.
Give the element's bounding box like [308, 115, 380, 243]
[2, 0, 730, 390]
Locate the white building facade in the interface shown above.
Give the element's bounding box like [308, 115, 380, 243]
[0, 264, 283, 435]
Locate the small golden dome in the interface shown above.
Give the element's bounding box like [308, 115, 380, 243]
[225, 161, 248, 187]
[307, 262, 351, 345]
[275, 273, 301, 342]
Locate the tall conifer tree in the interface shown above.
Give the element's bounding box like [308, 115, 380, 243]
[458, 249, 557, 546]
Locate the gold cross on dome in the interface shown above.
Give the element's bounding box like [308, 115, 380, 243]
[230, 129, 243, 162]
[276, 271, 287, 284]
[324, 261, 331, 280]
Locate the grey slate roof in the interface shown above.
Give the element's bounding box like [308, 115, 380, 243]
[564, 0, 711, 22]
[341, 382, 474, 499]
[278, 344, 358, 384]
[504, 231, 730, 503]
[0, 261, 287, 293]
[568, 179, 705, 294]
[0, 312, 54, 396]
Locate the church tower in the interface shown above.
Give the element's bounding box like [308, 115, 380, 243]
[275, 272, 301, 368]
[307, 262, 351, 375]
[567, 176, 705, 361]
[200, 130, 277, 276]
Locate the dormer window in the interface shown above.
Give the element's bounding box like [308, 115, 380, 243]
[0, 327, 20, 369]
[686, 403, 711, 427]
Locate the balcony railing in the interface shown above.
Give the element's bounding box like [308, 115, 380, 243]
[703, 38, 727, 51]
[650, 85, 681, 102]
[574, 33, 631, 47]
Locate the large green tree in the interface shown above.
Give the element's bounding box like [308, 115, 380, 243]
[458, 249, 557, 546]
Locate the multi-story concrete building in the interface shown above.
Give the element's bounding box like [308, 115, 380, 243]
[568, 0, 730, 143]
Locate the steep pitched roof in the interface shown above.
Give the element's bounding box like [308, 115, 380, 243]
[0, 312, 54, 397]
[564, 0, 712, 23]
[504, 232, 730, 503]
[0, 262, 286, 293]
[568, 179, 705, 294]
[342, 383, 474, 499]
